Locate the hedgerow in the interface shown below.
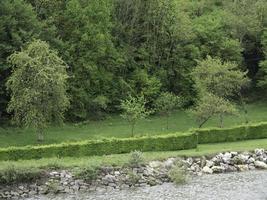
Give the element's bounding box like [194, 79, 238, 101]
[194, 122, 267, 144]
[0, 133, 197, 161]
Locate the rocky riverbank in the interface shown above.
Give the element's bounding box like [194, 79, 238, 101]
[1, 149, 267, 199]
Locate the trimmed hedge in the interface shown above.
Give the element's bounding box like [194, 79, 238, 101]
[0, 133, 197, 161]
[194, 122, 267, 144]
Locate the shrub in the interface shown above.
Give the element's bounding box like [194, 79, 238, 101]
[0, 165, 43, 185]
[74, 166, 99, 183]
[0, 132, 197, 161]
[168, 164, 187, 185]
[128, 150, 144, 167]
[126, 169, 141, 185]
[194, 122, 267, 144]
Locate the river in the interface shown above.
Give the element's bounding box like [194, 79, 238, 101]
[26, 170, 267, 200]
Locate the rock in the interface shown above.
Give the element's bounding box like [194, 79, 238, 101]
[149, 161, 162, 168]
[236, 165, 249, 172]
[211, 166, 225, 173]
[186, 157, 194, 166]
[114, 171, 120, 176]
[163, 158, 175, 169]
[254, 161, 267, 169]
[247, 157, 255, 164]
[233, 154, 249, 164]
[190, 163, 201, 172]
[205, 160, 214, 168]
[202, 166, 213, 174]
[255, 149, 265, 156]
[220, 163, 237, 172]
[230, 152, 238, 156]
[222, 152, 232, 164]
[212, 153, 223, 165]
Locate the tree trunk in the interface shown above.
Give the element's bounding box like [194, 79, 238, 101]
[37, 129, 44, 142]
[199, 116, 212, 128]
[166, 116, 169, 130]
[219, 114, 224, 128]
[239, 93, 249, 124]
[131, 123, 135, 137]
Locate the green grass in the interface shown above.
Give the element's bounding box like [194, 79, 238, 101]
[0, 102, 267, 148]
[1, 138, 267, 172]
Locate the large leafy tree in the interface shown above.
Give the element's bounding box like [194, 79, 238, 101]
[258, 30, 267, 90]
[7, 40, 69, 141]
[0, 0, 41, 119]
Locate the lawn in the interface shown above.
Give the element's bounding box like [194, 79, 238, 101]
[0, 102, 267, 148]
[1, 138, 267, 171]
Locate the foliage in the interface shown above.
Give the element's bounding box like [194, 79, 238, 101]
[0, 0, 42, 119]
[74, 166, 99, 183]
[191, 57, 248, 127]
[126, 169, 141, 185]
[189, 93, 238, 128]
[155, 92, 182, 129]
[195, 121, 267, 144]
[0, 133, 197, 161]
[6, 40, 69, 141]
[192, 56, 249, 98]
[0, 164, 42, 185]
[168, 164, 187, 185]
[258, 30, 267, 89]
[120, 95, 152, 136]
[128, 150, 144, 167]
[0, 0, 266, 123]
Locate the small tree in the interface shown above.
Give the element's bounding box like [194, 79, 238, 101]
[155, 92, 182, 129]
[190, 93, 238, 128]
[191, 56, 249, 126]
[120, 95, 151, 137]
[192, 56, 249, 98]
[7, 40, 69, 142]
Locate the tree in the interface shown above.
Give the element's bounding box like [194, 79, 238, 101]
[258, 30, 267, 90]
[6, 40, 69, 141]
[0, 0, 42, 119]
[155, 92, 182, 129]
[190, 93, 238, 128]
[120, 95, 151, 137]
[192, 56, 249, 98]
[191, 56, 249, 127]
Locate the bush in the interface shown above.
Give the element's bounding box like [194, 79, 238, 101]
[194, 122, 267, 144]
[128, 150, 144, 167]
[0, 132, 197, 161]
[168, 164, 187, 185]
[74, 166, 99, 183]
[0, 165, 43, 185]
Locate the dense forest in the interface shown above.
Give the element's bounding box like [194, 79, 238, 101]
[1, 0, 267, 122]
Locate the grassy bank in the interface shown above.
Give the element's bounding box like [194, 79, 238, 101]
[0, 102, 267, 148]
[1, 138, 267, 172]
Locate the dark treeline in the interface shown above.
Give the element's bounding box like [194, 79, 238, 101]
[1, 0, 267, 122]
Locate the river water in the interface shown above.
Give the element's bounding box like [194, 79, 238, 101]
[27, 170, 267, 200]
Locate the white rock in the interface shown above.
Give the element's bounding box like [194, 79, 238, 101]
[254, 161, 267, 169]
[255, 149, 265, 156]
[222, 152, 232, 164]
[236, 165, 249, 172]
[202, 166, 213, 174]
[149, 161, 162, 168]
[205, 160, 214, 168]
[163, 158, 175, 169]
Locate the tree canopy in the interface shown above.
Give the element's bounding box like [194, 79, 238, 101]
[7, 40, 69, 141]
[0, 0, 267, 123]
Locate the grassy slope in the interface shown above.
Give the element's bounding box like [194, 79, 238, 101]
[0, 102, 267, 148]
[1, 138, 267, 171]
